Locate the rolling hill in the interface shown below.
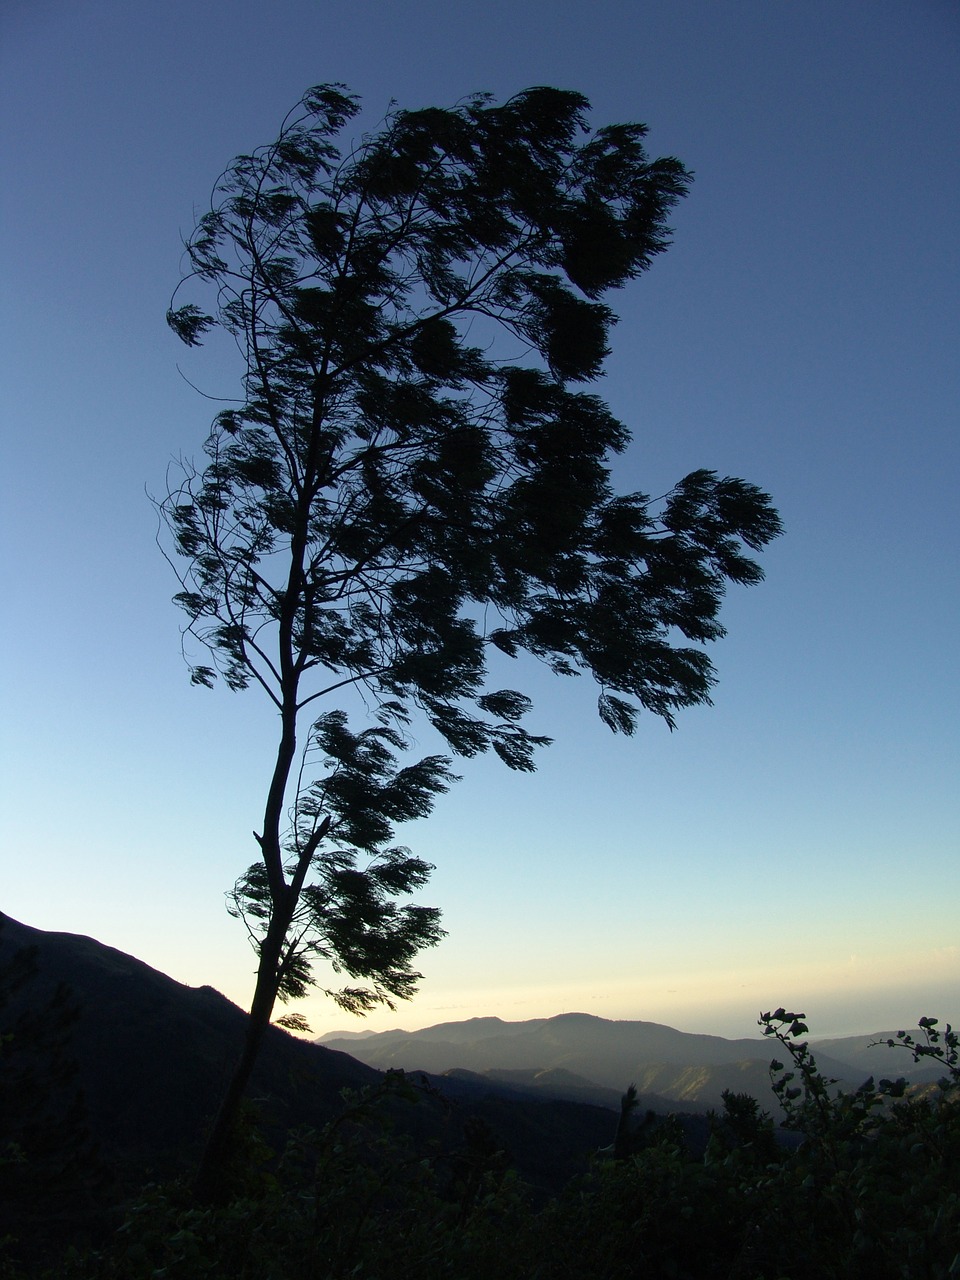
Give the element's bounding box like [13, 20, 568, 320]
[320, 1010, 930, 1113]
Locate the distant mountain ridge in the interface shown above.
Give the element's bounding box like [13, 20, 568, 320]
[319, 1011, 933, 1114]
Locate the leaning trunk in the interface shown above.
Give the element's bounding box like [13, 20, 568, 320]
[194, 675, 302, 1200]
[193, 909, 289, 1201]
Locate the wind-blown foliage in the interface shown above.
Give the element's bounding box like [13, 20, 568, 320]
[227, 712, 451, 1016]
[160, 83, 780, 1190]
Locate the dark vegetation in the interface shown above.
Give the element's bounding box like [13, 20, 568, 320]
[2, 915, 958, 1278]
[158, 82, 781, 1190]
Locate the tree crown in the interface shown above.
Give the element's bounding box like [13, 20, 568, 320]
[162, 84, 781, 1013]
[167, 83, 779, 745]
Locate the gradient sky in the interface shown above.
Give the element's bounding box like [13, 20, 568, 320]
[2, 0, 957, 1042]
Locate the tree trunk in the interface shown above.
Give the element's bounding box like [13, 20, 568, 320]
[193, 912, 289, 1202]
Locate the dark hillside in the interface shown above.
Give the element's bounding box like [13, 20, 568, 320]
[0, 914, 620, 1204]
[0, 912, 379, 1180]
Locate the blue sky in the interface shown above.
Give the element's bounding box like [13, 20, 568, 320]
[1, 0, 957, 1040]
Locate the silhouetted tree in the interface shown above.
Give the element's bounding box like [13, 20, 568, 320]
[162, 84, 781, 1194]
[613, 1084, 641, 1160]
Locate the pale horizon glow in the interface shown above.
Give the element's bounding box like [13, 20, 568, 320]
[1, 0, 957, 1046]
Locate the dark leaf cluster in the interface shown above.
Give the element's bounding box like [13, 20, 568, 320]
[228, 712, 450, 1016]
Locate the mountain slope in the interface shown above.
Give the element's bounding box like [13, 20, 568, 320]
[0, 912, 379, 1177]
[320, 1010, 925, 1112]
